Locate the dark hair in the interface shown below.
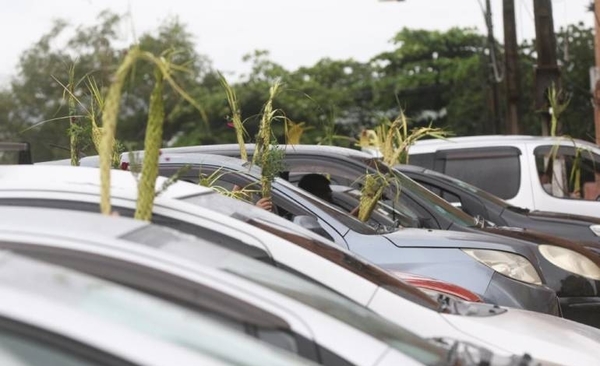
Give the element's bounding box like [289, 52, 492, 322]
[298, 174, 333, 202]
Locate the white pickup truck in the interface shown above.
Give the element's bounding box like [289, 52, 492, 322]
[407, 135, 600, 219]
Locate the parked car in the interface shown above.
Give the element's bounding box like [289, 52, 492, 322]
[0, 141, 32, 164]
[395, 164, 600, 246]
[0, 164, 572, 359]
[148, 144, 600, 327]
[0, 252, 251, 366]
[0, 206, 460, 366]
[118, 153, 563, 316]
[406, 135, 600, 218]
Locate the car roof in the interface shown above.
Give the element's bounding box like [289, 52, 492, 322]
[0, 206, 302, 328]
[0, 205, 148, 239]
[0, 206, 264, 273]
[0, 165, 211, 199]
[409, 135, 600, 153]
[123, 151, 254, 169]
[127, 143, 374, 160]
[394, 164, 428, 174]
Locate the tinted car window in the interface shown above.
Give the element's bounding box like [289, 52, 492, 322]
[423, 169, 515, 209]
[362, 160, 476, 227]
[442, 153, 520, 199]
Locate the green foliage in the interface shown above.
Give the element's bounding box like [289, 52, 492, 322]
[3, 12, 599, 161]
[555, 23, 595, 139]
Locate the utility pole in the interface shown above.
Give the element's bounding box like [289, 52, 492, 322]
[533, 0, 560, 136]
[484, 0, 502, 134]
[593, 0, 600, 145]
[503, 0, 520, 134]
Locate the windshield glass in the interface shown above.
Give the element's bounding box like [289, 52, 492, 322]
[424, 169, 516, 209]
[276, 177, 379, 235]
[336, 187, 419, 229]
[225, 259, 446, 366]
[0, 253, 312, 366]
[363, 159, 477, 227]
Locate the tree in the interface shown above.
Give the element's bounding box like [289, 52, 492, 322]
[8, 11, 213, 161]
[372, 27, 493, 135]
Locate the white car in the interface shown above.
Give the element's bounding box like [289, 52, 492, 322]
[407, 135, 600, 218]
[0, 254, 255, 366]
[0, 206, 448, 366]
[0, 165, 596, 365]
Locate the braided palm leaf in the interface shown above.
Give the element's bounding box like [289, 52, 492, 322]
[99, 47, 143, 215]
[134, 68, 164, 221]
[219, 73, 248, 162]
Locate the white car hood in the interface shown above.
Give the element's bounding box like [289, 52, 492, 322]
[443, 307, 600, 366]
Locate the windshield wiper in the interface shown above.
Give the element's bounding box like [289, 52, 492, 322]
[506, 206, 530, 214]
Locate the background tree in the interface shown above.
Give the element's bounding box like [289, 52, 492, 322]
[372, 27, 492, 135]
[3, 11, 598, 162]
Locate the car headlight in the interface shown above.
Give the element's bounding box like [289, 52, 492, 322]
[462, 249, 542, 285]
[538, 245, 600, 281]
[590, 225, 600, 237]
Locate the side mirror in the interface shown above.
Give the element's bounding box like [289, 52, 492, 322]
[293, 215, 322, 231]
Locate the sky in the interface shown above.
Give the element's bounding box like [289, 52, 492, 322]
[0, 0, 594, 83]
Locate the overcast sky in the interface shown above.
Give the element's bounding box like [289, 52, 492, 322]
[0, 0, 593, 83]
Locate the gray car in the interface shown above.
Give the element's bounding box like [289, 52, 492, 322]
[119, 151, 560, 316]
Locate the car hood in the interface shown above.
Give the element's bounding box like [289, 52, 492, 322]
[528, 210, 600, 225]
[442, 307, 600, 366]
[382, 227, 534, 252]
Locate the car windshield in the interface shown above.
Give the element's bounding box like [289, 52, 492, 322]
[0, 253, 312, 366]
[276, 177, 379, 235]
[423, 169, 519, 210]
[336, 187, 420, 229]
[224, 258, 446, 366]
[361, 159, 477, 227]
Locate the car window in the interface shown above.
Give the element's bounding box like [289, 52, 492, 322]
[0, 323, 128, 366]
[534, 145, 600, 201]
[438, 148, 521, 200]
[422, 169, 513, 209]
[361, 160, 476, 227]
[418, 181, 461, 206]
[179, 164, 379, 235]
[333, 187, 420, 229]
[0, 143, 32, 165]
